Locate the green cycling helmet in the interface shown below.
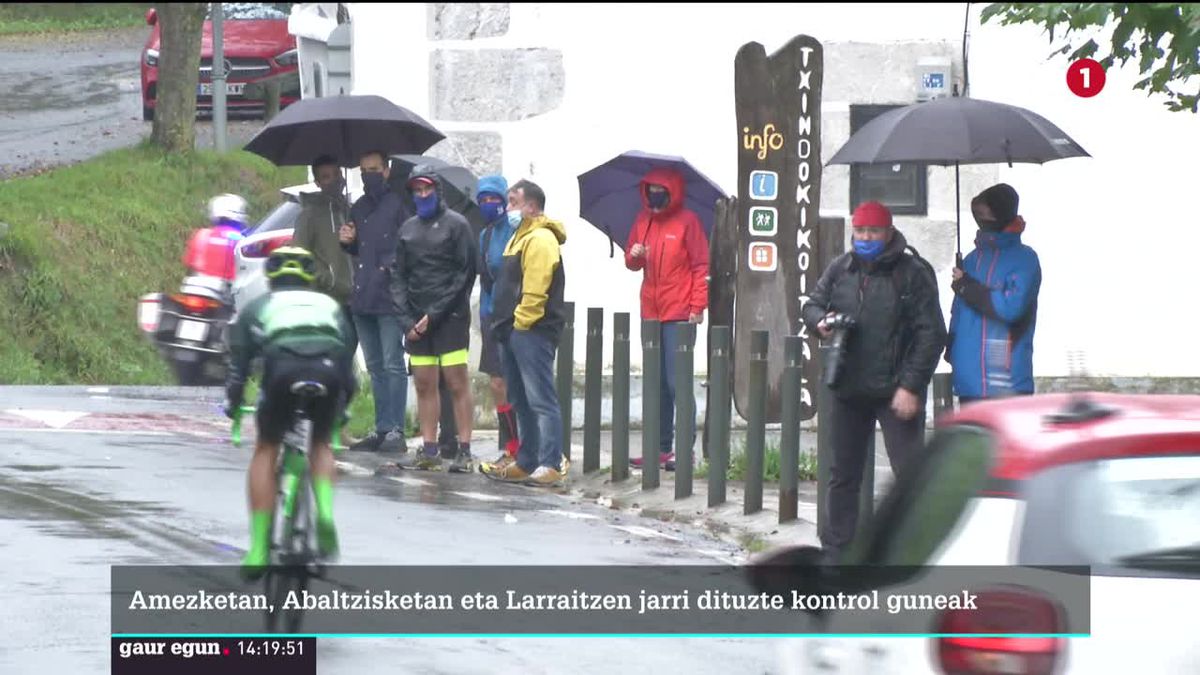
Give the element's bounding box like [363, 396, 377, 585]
[265, 246, 317, 284]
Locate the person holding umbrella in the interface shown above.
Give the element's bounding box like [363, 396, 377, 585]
[387, 166, 478, 473]
[946, 183, 1042, 403]
[624, 167, 710, 471]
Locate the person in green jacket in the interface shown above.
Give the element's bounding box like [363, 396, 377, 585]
[292, 154, 357, 347]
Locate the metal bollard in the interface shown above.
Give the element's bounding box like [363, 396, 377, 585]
[675, 323, 696, 500]
[612, 313, 631, 482]
[779, 335, 803, 523]
[932, 372, 954, 421]
[744, 330, 768, 515]
[556, 302, 575, 463]
[707, 326, 732, 507]
[641, 320, 662, 490]
[815, 345, 834, 534]
[583, 308, 603, 474]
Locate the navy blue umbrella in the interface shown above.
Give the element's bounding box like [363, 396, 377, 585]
[578, 150, 726, 257]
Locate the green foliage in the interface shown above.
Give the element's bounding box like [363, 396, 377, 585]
[0, 3, 149, 35]
[982, 3, 1200, 112]
[0, 143, 304, 383]
[696, 439, 818, 483]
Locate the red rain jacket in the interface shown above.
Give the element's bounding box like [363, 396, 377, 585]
[624, 167, 709, 322]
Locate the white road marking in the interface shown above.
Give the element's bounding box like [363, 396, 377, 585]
[449, 491, 507, 503]
[0, 428, 171, 436]
[610, 525, 683, 542]
[385, 475, 434, 487]
[86, 387, 110, 394]
[538, 509, 600, 521]
[335, 461, 373, 477]
[4, 409, 89, 428]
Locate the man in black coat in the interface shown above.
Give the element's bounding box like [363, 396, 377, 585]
[802, 200, 947, 559]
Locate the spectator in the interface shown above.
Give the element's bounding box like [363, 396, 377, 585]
[801, 201, 946, 561]
[482, 179, 569, 487]
[474, 175, 523, 472]
[388, 166, 477, 473]
[292, 154, 357, 348]
[340, 150, 407, 453]
[624, 168, 709, 472]
[947, 183, 1042, 404]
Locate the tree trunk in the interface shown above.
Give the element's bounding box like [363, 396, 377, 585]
[151, 3, 206, 153]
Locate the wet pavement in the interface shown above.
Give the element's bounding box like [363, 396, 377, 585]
[0, 29, 265, 179]
[0, 387, 789, 673]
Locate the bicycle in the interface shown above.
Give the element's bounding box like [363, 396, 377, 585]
[229, 380, 346, 633]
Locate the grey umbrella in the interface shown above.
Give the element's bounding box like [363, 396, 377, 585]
[827, 96, 1090, 261]
[244, 95, 445, 167]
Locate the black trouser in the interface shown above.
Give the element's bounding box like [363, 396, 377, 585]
[819, 393, 926, 555]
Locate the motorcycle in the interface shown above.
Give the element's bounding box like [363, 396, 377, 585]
[138, 274, 235, 386]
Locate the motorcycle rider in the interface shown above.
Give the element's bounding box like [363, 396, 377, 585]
[182, 193, 250, 297]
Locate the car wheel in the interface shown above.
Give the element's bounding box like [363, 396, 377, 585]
[142, 105, 154, 122]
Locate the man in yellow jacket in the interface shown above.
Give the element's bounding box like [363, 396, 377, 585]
[482, 179, 569, 487]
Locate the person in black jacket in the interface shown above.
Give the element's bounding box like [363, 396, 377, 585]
[388, 165, 477, 473]
[801, 201, 947, 560]
[340, 150, 408, 454]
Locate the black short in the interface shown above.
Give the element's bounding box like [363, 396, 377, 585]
[406, 309, 471, 359]
[256, 351, 355, 445]
[479, 319, 503, 377]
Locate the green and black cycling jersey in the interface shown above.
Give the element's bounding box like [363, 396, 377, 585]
[225, 289, 356, 403]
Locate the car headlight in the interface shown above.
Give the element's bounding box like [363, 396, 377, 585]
[144, 48, 159, 67]
[274, 49, 298, 67]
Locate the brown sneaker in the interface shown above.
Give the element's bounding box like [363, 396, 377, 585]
[478, 452, 515, 475]
[523, 466, 565, 488]
[482, 461, 531, 483]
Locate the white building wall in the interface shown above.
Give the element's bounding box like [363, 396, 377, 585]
[348, 2, 1199, 378]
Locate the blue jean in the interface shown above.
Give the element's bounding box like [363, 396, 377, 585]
[353, 313, 408, 433]
[500, 329, 562, 473]
[659, 321, 697, 455]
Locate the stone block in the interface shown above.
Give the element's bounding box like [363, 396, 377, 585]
[430, 49, 566, 122]
[424, 131, 503, 178]
[428, 3, 510, 40]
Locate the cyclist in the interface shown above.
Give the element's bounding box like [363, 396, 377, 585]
[184, 193, 249, 291]
[222, 246, 358, 578]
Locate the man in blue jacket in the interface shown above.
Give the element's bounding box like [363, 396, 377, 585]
[340, 150, 408, 453]
[474, 175, 522, 472]
[947, 183, 1042, 404]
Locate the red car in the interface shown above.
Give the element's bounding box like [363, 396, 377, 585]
[140, 3, 300, 121]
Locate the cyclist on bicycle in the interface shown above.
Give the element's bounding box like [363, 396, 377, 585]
[222, 246, 358, 578]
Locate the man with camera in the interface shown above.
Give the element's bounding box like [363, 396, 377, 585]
[802, 201, 947, 560]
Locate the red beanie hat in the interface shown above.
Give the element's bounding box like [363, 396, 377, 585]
[852, 201, 892, 228]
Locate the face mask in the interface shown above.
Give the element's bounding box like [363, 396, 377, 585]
[507, 210, 522, 227]
[414, 192, 439, 219]
[479, 201, 506, 224]
[647, 190, 669, 210]
[320, 177, 344, 196]
[362, 172, 386, 194]
[852, 239, 885, 262]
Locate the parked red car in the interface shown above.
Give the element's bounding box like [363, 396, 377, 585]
[140, 3, 300, 121]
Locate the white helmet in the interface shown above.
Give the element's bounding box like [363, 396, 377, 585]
[208, 193, 249, 229]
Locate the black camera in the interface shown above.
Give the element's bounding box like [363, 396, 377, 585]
[821, 313, 857, 387]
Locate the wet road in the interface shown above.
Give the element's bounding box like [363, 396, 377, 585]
[0, 387, 790, 673]
[0, 29, 263, 179]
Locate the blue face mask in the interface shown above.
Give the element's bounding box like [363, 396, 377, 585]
[508, 210, 522, 227]
[362, 172, 386, 195]
[647, 190, 669, 210]
[414, 192, 439, 219]
[479, 200, 506, 224]
[852, 239, 885, 261]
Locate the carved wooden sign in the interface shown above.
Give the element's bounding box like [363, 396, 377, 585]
[732, 35, 824, 422]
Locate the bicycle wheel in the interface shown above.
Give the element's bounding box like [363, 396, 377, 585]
[263, 419, 317, 633]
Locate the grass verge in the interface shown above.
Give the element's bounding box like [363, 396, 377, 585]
[0, 142, 305, 384]
[695, 439, 818, 483]
[0, 3, 150, 36]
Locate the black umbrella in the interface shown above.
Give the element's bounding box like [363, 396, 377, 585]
[244, 95, 445, 167]
[827, 96, 1090, 261]
[387, 154, 486, 235]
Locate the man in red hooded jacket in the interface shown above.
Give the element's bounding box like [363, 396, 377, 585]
[624, 167, 709, 471]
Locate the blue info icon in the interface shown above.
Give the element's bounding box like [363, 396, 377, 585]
[749, 170, 778, 201]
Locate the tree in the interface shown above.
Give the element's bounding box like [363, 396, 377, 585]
[981, 3, 1200, 113]
[151, 3, 207, 152]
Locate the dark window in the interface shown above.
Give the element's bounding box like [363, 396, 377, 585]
[849, 104, 928, 216]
